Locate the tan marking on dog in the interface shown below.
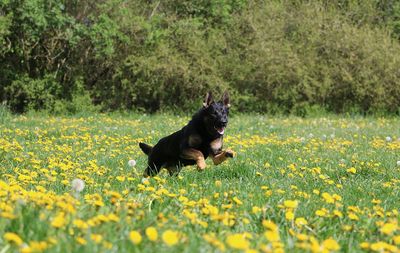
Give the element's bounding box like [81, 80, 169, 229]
[188, 134, 202, 147]
[210, 138, 223, 153]
[181, 148, 206, 171]
[211, 149, 234, 165]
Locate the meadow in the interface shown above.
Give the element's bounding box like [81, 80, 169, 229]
[0, 114, 400, 253]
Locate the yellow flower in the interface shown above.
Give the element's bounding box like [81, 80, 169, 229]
[393, 235, 400, 245]
[162, 230, 179, 246]
[116, 176, 125, 182]
[252, 206, 262, 214]
[145, 227, 158, 241]
[372, 199, 382, 204]
[295, 217, 308, 226]
[316, 209, 328, 217]
[4, 232, 23, 246]
[73, 219, 89, 229]
[51, 212, 66, 228]
[342, 225, 352, 231]
[226, 233, 249, 250]
[296, 233, 308, 241]
[76, 237, 87, 245]
[346, 167, 356, 174]
[380, 223, 397, 235]
[129, 231, 142, 245]
[283, 200, 298, 209]
[215, 180, 222, 187]
[264, 231, 280, 242]
[348, 213, 359, 221]
[313, 189, 320, 195]
[370, 241, 387, 251]
[333, 210, 343, 218]
[262, 220, 278, 231]
[322, 193, 335, 204]
[233, 197, 243, 205]
[285, 211, 294, 220]
[322, 238, 340, 251]
[91, 234, 103, 244]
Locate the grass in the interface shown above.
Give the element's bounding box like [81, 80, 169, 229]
[0, 113, 400, 252]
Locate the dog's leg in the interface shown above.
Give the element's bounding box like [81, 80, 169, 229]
[181, 148, 206, 171]
[211, 149, 235, 165]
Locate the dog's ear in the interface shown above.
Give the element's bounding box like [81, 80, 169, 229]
[203, 92, 214, 107]
[222, 91, 230, 108]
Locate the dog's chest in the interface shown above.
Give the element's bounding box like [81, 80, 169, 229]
[210, 138, 223, 153]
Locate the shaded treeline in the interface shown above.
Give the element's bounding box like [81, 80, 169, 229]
[1, 0, 400, 114]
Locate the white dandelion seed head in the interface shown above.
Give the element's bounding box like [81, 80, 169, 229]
[308, 133, 314, 138]
[330, 134, 335, 139]
[397, 161, 400, 166]
[339, 159, 346, 164]
[128, 159, 136, 167]
[71, 178, 85, 192]
[141, 177, 149, 184]
[386, 136, 392, 142]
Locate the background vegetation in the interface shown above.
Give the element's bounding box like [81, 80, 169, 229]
[1, 0, 400, 115]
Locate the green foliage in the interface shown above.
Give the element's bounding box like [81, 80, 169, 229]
[0, 102, 12, 124]
[4, 74, 61, 112]
[1, 0, 400, 115]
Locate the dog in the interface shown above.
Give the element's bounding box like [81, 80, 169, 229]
[139, 91, 234, 177]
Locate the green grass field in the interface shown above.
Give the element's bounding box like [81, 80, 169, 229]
[1, 114, 400, 253]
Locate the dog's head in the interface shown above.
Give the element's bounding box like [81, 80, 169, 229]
[202, 91, 230, 137]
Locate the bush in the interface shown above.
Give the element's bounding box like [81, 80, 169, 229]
[1, 0, 400, 115]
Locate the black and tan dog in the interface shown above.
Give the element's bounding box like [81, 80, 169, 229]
[139, 91, 234, 177]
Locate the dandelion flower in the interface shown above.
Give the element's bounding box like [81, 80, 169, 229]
[295, 217, 308, 226]
[162, 230, 179, 246]
[386, 136, 392, 142]
[346, 167, 356, 174]
[283, 200, 298, 209]
[128, 159, 136, 167]
[71, 178, 85, 192]
[397, 161, 400, 166]
[285, 211, 295, 220]
[51, 213, 66, 228]
[145, 227, 158, 241]
[129, 231, 142, 245]
[380, 223, 397, 235]
[322, 238, 340, 251]
[226, 234, 249, 250]
[4, 232, 23, 246]
[264, 231, 280, 242]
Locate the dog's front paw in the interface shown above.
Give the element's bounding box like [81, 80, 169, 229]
[224, 149, 235, 158]
[197, 159, 206, 171]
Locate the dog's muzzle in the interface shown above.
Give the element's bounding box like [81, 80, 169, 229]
[214, 122, 227, 135]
